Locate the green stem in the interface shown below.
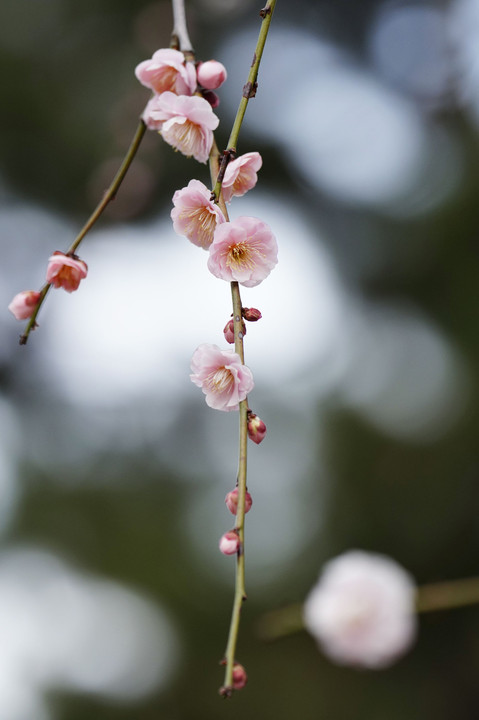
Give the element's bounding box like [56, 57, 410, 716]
[416, 576, 479, 613]
[210, 140, 249, 698]
[212, 0, 277, 202]
[19, 120, 146, 345]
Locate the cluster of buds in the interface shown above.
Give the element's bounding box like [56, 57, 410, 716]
[8, 252, 88, 322]
[223, 307, 262, 345]
[136, 49, 228, 163]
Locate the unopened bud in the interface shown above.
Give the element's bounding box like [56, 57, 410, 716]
[219, 530, 240, 555]
[225, 488, 253, 515]
[247, 412, 267, 444]
[202, 89, 220, 108]
[197, 60, 227, 90]
[232, 663, 248, 690]
[223, 317, 246, 344]
[242, 307, 262, 322]
[8, 290, 41, 320]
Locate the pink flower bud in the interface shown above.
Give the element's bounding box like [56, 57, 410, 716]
[232, 663, 248, 690]
[247, 412, 267, 444]
[242, 307, 262, 322]
[197, 60, 227, 90]
[46, 251, 88, 293]
[8, 290, 41, 321]
[219, 530, 240, 556]
[225, 488, 253, 515]
[223, 318, 246, 344]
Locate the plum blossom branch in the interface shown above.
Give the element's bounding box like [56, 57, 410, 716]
[172, 0, 194, 54]
[212, 0, 277, 203]
[19, 120, 147, 345]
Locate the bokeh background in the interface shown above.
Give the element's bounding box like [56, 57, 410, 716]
[2, 0, 479, 717]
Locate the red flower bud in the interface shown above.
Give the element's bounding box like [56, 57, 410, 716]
[225, 488, 253, 515]
[242, 307, 262, 322]
[223, 317, 246, 344]
[247, 412, 267, 444]
[232, 663, 248, 690]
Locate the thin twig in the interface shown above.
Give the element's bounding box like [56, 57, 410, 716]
[211, 0, 277, 202]
[172, 0, 194, 53]
[19, 120, 146, 345]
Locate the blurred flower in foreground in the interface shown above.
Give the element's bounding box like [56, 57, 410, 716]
[303, 551, 416, 668]
[8, 291, 41, 320]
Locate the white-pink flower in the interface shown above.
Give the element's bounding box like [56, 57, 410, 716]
[207, 216, 278, 287]
[190, 343, 254, 411]
[142, 92, 218, 163]
[8, 290, 41, 320]
[46, 252, 88, 293]
[303, 551, 417, 669]
[135, 48, 196, 96]
[222, 152, 262, 203]
[171, 179, 225, 249]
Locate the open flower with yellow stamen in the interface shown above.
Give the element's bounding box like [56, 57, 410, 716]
[207, 216, 278, 287]
[142, 92, 219, 163]
[171, 179, 225, 249]
[190, 343, 254, 411]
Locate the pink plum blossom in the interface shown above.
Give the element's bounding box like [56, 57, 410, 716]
[8, 290, 41, 320]
[225, 488, 253, 515]
[197, 60, 227, 90]
[222, 152, 262, 203]
[219, 530, 240, 555]
[207, 216, 278, 287]
[46, 251, 88, 293]
[142, 92, 219, 163]
[303, 551, 417, 669]
[135, 48, 196, 96]
[190, 343, 254, 412]
[171, 179, 225, 249]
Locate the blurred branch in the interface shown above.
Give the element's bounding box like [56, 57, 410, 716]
[172, 0, 194, 53]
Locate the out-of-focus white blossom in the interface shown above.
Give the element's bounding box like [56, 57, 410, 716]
[303, 550, 417, 669]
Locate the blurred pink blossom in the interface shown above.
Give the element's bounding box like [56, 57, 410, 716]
[219, 530, 240, 555]
[208, 217, 277, 287]
[190, 343, 254, 411]
[135, 48, 196, 96]
[8, 290, 41, 320]
[303, 551, 417, 669]
[225, 488, 253, 515]
[142, 92, 219, 163]
[171, 179, 225, 249]
[197, 60, 227, 90]
[222, 152, 262, 203]
[232, 663, 248, 690]
[46, 252, 88, 293]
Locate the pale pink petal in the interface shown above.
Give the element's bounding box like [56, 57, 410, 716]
[171, 179, 225, 249]
[190, 343, 254, 412]
[145, 92, 218, 163]
[8, 290, 41, 320]
[46, 251, 88, 293]
[222, 152, 262, 203]
[207, 216, 278, 287]
[135, 48, 196, 95]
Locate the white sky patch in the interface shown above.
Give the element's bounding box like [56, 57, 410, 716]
[219, 25, 459, 212]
